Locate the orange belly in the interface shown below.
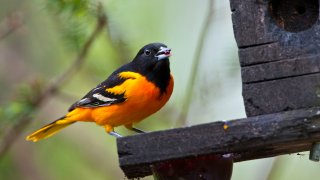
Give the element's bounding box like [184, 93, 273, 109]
[67, 73, 174, 129]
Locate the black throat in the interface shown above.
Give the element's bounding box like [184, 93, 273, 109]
[140, 60, 171, 95]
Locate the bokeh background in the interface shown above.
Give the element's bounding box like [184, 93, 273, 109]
[0, 0, 319, 179]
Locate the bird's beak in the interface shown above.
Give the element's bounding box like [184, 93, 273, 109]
[155, 47, 172, 60]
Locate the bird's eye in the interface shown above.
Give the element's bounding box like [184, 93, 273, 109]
[144, 49, 151, 56]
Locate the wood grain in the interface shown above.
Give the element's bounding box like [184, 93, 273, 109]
[118, 107, 320, 178]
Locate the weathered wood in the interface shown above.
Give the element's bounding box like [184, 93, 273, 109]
[242, 56, 320, 83]
[243, 73, 320, 116]
[118, 107, 320, 178]
[238, 42, 303, 67]
[230, 0, 274, 47]
[152, 154, 233, 180]
[268, 0, 319, 32]
[231, 0, 320, 116]
[117, 0, 320, 178]
[231, 0, 320, 48]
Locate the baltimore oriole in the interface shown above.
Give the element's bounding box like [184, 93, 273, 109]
[26, 43, 173, 142]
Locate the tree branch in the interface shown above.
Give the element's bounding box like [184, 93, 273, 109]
[0, 3, 107, 158]
[0, 12, 23, 41]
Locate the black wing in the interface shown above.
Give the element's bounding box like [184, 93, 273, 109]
[68, 65, 134, 111]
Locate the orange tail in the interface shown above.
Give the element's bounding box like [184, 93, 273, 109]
[26, 116, 75, 142]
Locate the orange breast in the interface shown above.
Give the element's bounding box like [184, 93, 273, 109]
[89, 72, 174, 127]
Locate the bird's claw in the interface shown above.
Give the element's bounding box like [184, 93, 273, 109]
[108, 131, 123, 138]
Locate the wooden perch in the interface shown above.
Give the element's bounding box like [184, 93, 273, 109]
[117, 107, 320, 178]
[116, 0, 320, 178]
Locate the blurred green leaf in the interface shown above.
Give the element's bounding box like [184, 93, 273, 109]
[0, 82, 42, 135]
[44, 0, 98, 50]
[0, 154, 21, 180]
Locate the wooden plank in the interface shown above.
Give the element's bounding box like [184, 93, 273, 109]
[231, 0, 320, 65]
[230, 0, 274, 47]
[241, 55, 320, 83]
[243, 73, 320, 116]
[231, 0, 320, 117]
[267, 0, 319, 33]
[238, 42, 305, 67]
[152, 154, 233, 180]
[117, 107, 320, 178]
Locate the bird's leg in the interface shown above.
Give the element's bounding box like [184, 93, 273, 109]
[125, 124, 147, 134]
[131, 127, 146, 133]
[108, 131, 122, 138]
[105, 125, 122, 138]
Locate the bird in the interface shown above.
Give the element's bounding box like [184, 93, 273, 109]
[26, 43, 173, 142]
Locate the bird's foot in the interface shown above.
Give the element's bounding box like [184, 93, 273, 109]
[108, 131, 123, 138]
[130, 127, 147, 134]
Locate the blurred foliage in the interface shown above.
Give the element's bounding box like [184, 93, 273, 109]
[1, 0, 319, 180]
[0, 155, 21, 180]
[44, 0, 96, 50]
[0, 101, 32, 134]
[0, 0, 106, 158]
[36, 138, 110, 180]
[0, 0, 172, 179]
[0, 81, 43, 136]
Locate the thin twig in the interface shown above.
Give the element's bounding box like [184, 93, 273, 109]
[0, 12, 23, 41]
[103, 16, 129, 64]
[42, 4, 107, 98]
[175, 0, 214, 127]
[0, 4, 107, 158]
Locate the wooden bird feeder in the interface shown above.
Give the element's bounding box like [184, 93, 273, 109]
[117, 0, 320, 179]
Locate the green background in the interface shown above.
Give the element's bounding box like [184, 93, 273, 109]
[0, 0, 319, 179]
